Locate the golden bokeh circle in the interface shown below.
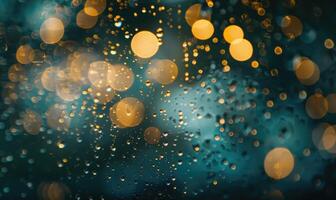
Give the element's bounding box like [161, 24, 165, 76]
[144, 127, 161, 144]
[281, 15, 303, 39]
[147, 59, 178, 85]
[84, 0, 106, 16]
[76, 10, 98, 29]
[191, 19, 214, 40]
[40, 17, 64, 44]
[131, 31, 159, 58]
[294, 57, 320, 86]
[264, 147, 295, 180]
[305, 93, 328, 119]
[229, 39, 253, 61]
[16, 45, 34, 64]
[111, 97, 145, 128]
[108, 64, 134, 91]
[223, 25, 244, 44]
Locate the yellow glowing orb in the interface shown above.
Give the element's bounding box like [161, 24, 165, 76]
[191, 19, 214, 40]
[108, 64, 134, 91]
[76, 10, 98, 29]
[40, 17, 64, 44]
[144, 127, 161, 144]
[111, 97, 145, 128]
[229, 39, 253, 61]
[264, 147, 294, 180]
[147, 59, 178, 85]
[223, 25, 244, 43]
[84, 0, 106, 16]
[131, 31, 159, 58]
[305, 93, 328, 119]
[16, 45, 34, 64]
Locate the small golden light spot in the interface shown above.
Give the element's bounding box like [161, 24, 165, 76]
[324, 38, 334, 49]
[274, 46, 283, 55]
[251, 60, 259, 68]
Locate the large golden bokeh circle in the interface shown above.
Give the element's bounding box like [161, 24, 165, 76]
[223, 25, 244, 44]
[113, 97, 145, 128]
[40, 17, 64, 44]
[16, 45, 34, 64]
[264, 147, 295, 180]
[76, 10, 98, 29]
[191, 19, 214, 40]
[305, 93, 328, 119]
[147, 59, 178, 85]
[229, 39, 253, 61]
[108, 64, 134, 91]
[131, 31, 159, 58]
[281, 15, 303, 39]
[294, 57, 320, 85]
[84, 0, 106, 16]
